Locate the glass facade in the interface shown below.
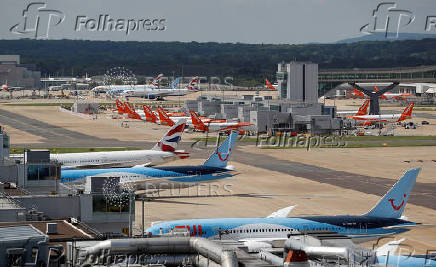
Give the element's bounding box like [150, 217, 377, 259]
[27, 164, 60, 181]
[92, 194, 130, 213]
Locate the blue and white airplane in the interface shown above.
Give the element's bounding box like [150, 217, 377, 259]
[146, 168, 425, 244]
[61, 132, 238, 184]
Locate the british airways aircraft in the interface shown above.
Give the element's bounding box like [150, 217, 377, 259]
[146, 168, 423, 243]
[61, 132, 238, 184]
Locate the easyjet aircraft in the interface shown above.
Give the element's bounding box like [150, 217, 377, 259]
[1, 80, 23, 91]
[336, 100, 369, 116]
[374, 86, 413, 100]
[190, 110, 255, 134]
[265, 79, 276, 90]
[155, 107, 225, 127]
[348, 103, 414, 123]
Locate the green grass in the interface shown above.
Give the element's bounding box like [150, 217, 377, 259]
[10, 147, 140, 154]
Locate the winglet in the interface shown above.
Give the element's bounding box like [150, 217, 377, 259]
[203, 131, 238, 168]
[152, 119, 186, 152]
[364, 168, 421, 218]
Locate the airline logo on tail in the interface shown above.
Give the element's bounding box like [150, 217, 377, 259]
[265, 79, 276, 90]
[398, 102, 414, 121]
[153, 120, 186, 152]
[151, 74, 164, 87]
[157, 107, 175, 126]
[186, 77, 199, 92]
[389, 194, 406, 211]
[124, 102, 142, 120]
[356, 100, 370, 115]
[115, 99, 127, 114]
[190, 110, 208, 131]
[143, 104, 158, 123]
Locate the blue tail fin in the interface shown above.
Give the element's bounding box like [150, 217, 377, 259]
[169, 77, 180, 89]
[364, 168, 421, 218]
[203, 132, 238, 168]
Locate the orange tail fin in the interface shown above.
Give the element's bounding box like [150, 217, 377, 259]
[265, 79, 276, 90]
[189, 110, 209, 132]
[157, 107, 175, 126]
[115, 99, 126, 114]
[400, 102, 414, 120]
[356, 100, 370, 115]
[124, 102, 142, 120]
[143, 104, 158, 123]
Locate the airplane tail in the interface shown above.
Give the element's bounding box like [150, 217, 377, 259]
[152, 119, 186, 152]
[186, 77, 199, 92]
[353, 88, 364, 97]
[190, 110, 208, 131]
[115, 99, 126, 114]
[152, 74, 164, 87]
[356, 100, 370, 115]
[124, 102, 142, 120]
[265, 79, 276, 90]
[143, 104, 158, 123]
[157, 107, 175, 126]
[169, 77, 181, 89]
[203, 131, 238, 168]
[399, 102, 414, 121]
[364, 168, 421, 218]
[375, 86, 388, 100]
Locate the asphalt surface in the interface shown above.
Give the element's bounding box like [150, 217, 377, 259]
[1, 109, 435, 211]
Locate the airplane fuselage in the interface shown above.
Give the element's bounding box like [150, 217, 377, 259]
[146, 216, 415, 243]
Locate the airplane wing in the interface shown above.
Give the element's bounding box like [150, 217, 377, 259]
[267, 205, 297, 218]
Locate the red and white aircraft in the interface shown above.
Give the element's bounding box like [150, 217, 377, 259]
[336, 100, 370, 116]
[190, 110, 255, 134]
[1, 81, 23, 91]
[155, 107, 225, 127]
[374, 86, 413, 100]
[265, 79, 276, 90]
[347, 103, 414, 123]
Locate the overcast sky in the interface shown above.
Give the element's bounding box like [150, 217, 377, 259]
[1, 0, 435, 43]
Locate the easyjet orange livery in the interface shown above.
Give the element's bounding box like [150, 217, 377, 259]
[157, 107, 175, 126]
[374, 86, 413, 100]
[143, 104, 158, 123]
[190, 110, 255, 134]
[265, 79, 276, 90]
[336, 100, 369, 116]
[348, 103, 414, 123]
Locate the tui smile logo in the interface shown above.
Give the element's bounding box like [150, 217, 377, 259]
[217, 148, 231, 162]
[388, 194, 407, 210]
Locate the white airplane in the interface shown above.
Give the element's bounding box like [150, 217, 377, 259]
[122, 77, 199, 99]
[336, 100, 369, 116]
[52, 120, 189, 169]
[92, 74, 164, 95]
[1, 80, 23, 91]
[347, 103, 414, 123]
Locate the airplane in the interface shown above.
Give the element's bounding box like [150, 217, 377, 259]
[60, 131, 238, 184]
[347, 103, 414, 123]
[336, 100, 370, 116]
[146, 168, 425, 245]
[190, 110, 255, 134]
[122, 77, 199, 99]
[53, 120, 189, 170]
[265, 79, 276, 90]
[374, 86, 413, 100]
[92, 74, 164, 95]
[155, 107, 225, 127]
[1, 80, 23, 91]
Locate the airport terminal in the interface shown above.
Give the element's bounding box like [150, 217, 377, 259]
[0, 51, 436, 267]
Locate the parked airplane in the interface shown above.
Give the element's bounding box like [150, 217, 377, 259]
[123, 77, 199, 99]
[265, 79, 276, 90]
[1, 80, 23, 91]
[374, 86, 413, 100]
[347, 103, 414, 123]
[190, 111, 255, 134]
[61, 131, 238, 183]
[53, 120, 188, 170]
[156, 107, 225, 127]
[336, 100, 370, 116]
[146, 168, 424, 244]
[92, 74, 164, 95]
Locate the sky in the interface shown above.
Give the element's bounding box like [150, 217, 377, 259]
[0, 0, 435, 44]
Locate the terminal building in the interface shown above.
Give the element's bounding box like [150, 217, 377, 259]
[0, 55, 41, 89]
[184, 61, 340, 135]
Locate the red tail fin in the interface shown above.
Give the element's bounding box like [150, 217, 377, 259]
[190, 110, 208, 131]
[124, 102, 142, 120]
[353, 88, 364, 98]
[186, 77, 199, 92]
[157, 107, 175, 126]
[143, 104, 158, 123]
[356, 100, 370, 115]
[265, 79, 276, 90]
[399, 102, 414, 121]
[115, 99, 126, 114]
